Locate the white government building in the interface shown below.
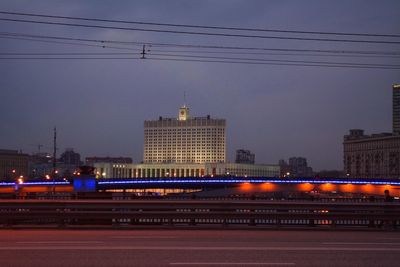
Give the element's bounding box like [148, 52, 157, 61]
[94, 105, 279, 178]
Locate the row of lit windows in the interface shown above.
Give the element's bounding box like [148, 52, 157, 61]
[345, 141, 400, 151]
[145, 140, 225, 144]
[144, 126, 225, 133]
[145, 140, 224, 142]
[145, 146, 224, 149]
[145, 136, 225, 140]
[145, 128, 224, 131]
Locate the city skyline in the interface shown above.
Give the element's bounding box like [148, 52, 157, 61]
[1, 0, 399, 171]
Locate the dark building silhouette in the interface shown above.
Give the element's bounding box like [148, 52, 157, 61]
[59, 148, 82, 165]
[279, 157, 313, 177]
[278, 159, 290, 177]
[235, 149, 255, 164]
[288, 157, 313, 177]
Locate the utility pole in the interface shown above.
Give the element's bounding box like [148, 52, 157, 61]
[141, 45, 146, 59]
[53, 127, 57, 173]
[53, 127, 57, 194]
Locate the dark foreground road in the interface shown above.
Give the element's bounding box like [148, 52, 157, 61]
[1, 230, 400, 267]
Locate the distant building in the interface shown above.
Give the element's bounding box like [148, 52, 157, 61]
[85, 156, 133, 166]
[28, 151, 81, 179]
[279, 157, 313, 177]
[288, 157, 313, 177]
[30, 153, 52, 165]
[59, 148, 82, 165]
[0, 149, 29, 180]
[143, 105, 226, 164]
[94, 105, 279, 178]
[235, 149, 255, 164]
[278, 159, 291, 177]
[343, 84, 400, 178]
[28, 152, 52, 178]
[343, 130, 400, 178]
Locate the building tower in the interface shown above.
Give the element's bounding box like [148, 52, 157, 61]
[393, 84, 400, 134]
[178, 105, 190, 121]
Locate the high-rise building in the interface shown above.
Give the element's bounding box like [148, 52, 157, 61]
[235, 149, 255, 164]
[393, 84, 400, 134]
[143, 105, 226, 164]
[94, 105, 280, 178]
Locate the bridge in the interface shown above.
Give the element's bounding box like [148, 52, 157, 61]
[1, 178, 399, 231]
[1, 177, 400, 197]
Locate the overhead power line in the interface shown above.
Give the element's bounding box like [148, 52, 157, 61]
[0, 52, 139, 55]
[0, 35, 140, 51]
[147, 49, 399, 58]
[146, 57, 400, 70]
[2, 51, 398, 66]
[1, 54, 399, 69]
[1, 51, 397, 58]
[1, 10, 399, 38]
[148, 53, 400, 67]
[1, 17, 400, 44]
[1, 56, 396, 69]
[1, 32, 400, 56]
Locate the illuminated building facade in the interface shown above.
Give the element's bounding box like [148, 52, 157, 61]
[94, 105, 279, 178]
[143, 105, 226, 164]
[95, 162, 279, 178]
[343, 130, 400, 178]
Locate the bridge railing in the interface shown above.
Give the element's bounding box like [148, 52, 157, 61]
[1, 192, 396, 203]
[0, 199, 399, 229]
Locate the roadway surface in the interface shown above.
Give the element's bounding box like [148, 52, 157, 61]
[1, 230, 400, 266]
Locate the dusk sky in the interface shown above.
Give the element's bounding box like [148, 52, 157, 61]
[0, 0, 399, 171]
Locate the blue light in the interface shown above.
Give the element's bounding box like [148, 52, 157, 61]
[0, 182, 15, 186]
[96, 177, 400, 186]
[23, 181, 70, 185]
